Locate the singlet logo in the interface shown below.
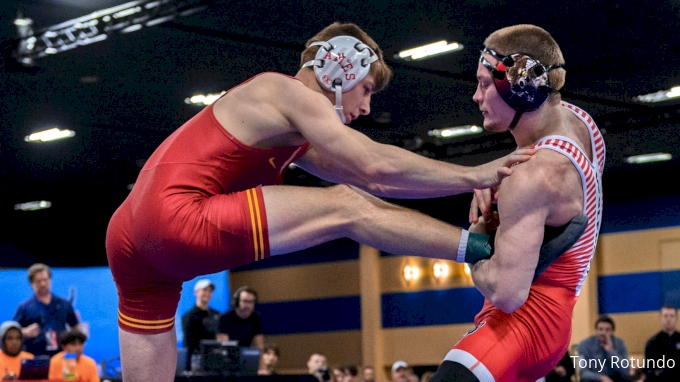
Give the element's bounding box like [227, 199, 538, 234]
[460, 320, 486, 340]
[268, 157, 276, 169]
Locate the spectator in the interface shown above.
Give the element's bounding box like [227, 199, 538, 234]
[258, 343, 280, 376]
[180, 279, 220, 371]
[545, 349, 575, 382]
[420, 371, 435, 382]
[361, 366, 375, 382]
[644, 305, 680, 381]
[216, 286, 264, 349]
[578, 315, 632, 382]
[0, 321, 35, 379]
[307, 353, 330, 382]
[391, 361, 409, 382]
[332, 366, 344, 382]
[13, 263, 80, 357]
[48, 330, 100, 382]
[342, 365, 358, 382]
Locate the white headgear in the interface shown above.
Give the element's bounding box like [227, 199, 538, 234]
[302, 35, 379, 123]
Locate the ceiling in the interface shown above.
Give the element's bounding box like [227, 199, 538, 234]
[1, 0, 679, 267]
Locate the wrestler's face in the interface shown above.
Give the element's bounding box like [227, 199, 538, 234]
[333, 74, 374, 124]
[661, 307, 678, 332]
[3, 328, 22, 357]
[473, 53, 516, 132]
[235, 291, 256, 319]
[30, 270, 51, 298]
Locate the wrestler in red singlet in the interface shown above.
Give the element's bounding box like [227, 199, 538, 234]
[445, 102, 605, 382]
[105, 73, 309, 334]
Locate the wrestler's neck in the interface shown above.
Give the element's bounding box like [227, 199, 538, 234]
[510, 101, 564, 147]
[295, 68, 327, 96]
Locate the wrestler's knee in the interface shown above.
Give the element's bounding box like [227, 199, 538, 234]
[325, 184, 378, 228]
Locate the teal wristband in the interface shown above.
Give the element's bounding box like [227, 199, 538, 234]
[457, 230, 492, 264]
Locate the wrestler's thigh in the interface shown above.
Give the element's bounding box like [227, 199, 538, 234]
[262, 184, 367, 255]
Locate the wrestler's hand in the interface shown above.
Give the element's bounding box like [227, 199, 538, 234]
[468, 213, 498, 235]
[472, 147, 535, 190]
[469, 187, 499, 225]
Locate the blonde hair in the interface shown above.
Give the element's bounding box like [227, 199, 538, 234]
[301, 22, 392, 93]
[484, 24, 566, 103]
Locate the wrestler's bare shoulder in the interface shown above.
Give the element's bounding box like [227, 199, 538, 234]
[500, 149, 583, 225]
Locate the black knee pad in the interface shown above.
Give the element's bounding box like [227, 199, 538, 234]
[429, 360, 480, 382]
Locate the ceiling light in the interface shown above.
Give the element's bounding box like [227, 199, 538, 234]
[397, 40, 464, 61]
[25, 128, 75, 142]
[624, 152, 672, 164]
[428, 125, 482, 139]
[14, 200, 52, 211]
[185, 92, 225, 106]
[634, 86, 680, 103]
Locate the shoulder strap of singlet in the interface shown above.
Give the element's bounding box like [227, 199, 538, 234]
[560, 101, 606, 176]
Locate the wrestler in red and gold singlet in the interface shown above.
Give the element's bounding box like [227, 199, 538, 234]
[106, 73, 309, 334]
[444, 102, 606, 382]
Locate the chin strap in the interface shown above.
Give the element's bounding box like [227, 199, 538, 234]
[508, 110, 523, 131]
[334, 84, 346, 124]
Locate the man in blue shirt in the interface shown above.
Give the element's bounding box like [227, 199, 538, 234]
[578, 315, 633, 382]
[12, 263, 80, 357]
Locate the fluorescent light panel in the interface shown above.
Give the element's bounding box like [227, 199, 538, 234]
[25, 128, 75, 142]
[398, 40, 463, 60]
[14, 200, 52, 211]
[185, 91, 225, 106]
[634, 86, 680, 103]
[625, 152, 672, 164]
[428, 125, 482, 139]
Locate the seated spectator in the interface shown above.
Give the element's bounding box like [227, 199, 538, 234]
[342, 365, 358, 382]
[258, 343, 280, 376]
[332, 366, 344, 382]
[420, 371, 435, 382]
[578, 315, 632, 382]
[48, 330, 100, 382]
[545, 349, 576, 382]
[361, 366, 374, 382]
[0, 321, 34, 379]
[307, 353, 330, 382]
[391, 361, 409, 382]
[645, 305, 680, 381]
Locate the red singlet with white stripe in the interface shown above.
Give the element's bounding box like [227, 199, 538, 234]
[445, 102, 605, 382]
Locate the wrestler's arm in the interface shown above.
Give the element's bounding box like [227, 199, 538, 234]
[276, 77, 534, 196]
[469, 165, 551, 313]
[295, 147, 481, 198]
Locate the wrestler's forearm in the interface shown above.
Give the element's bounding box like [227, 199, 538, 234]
[470, 258, 528, 314]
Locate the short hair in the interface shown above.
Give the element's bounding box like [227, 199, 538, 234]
[59, 329, 87, 346]
[595, 315, 615, 330]
[484, 24, 566, 104]
[342, 365, 358, 376]
[28, 263, 52, 283]
[301, 22, 392, 93]
[661, 304, 677, 313]
[263, 343, 280, 357]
